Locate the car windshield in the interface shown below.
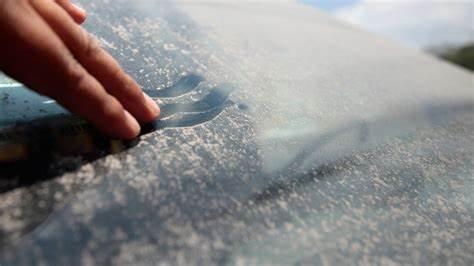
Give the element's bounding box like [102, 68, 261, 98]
[1, 1, 473, 265]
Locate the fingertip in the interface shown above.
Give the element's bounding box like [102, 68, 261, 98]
[122, 110, 141, 139]
[143, 92, 161, 120]
[76, 14, 87, 25]
[72, 3, 87, 24]
[56, 1, 87, 24]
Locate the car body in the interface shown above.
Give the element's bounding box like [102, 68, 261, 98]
[0, 0, 473, 265]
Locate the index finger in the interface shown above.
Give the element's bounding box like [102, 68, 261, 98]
[0, 2, 140, 139]
[31, 0, 160, 123]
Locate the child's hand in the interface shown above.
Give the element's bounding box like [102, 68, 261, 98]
[0, 0, 160, 139]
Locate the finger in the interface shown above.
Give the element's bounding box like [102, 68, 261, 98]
[31, 0, 161, 123]
[0, 3, 140, 139]
[54, 0, 86, 24]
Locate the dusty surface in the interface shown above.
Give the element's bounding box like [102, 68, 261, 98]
[0, 0, 473, 265]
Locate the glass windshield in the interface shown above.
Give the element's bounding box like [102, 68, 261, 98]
[1, 1, 473, 265]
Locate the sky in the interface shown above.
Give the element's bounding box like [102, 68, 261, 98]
[304, 0, 474, 49]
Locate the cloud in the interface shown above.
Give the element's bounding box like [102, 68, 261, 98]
[334, 0, 474, 48]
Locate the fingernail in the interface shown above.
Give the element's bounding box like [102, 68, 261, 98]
[72, 3, 86, 15]
[143, 92, 161, 118]
[123, 110, 141, 138]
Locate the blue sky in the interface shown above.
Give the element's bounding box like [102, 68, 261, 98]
[304, 0, 474, 49]
[302, 0, 357, 11]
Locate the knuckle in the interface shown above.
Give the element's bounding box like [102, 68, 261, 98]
[65, 60, 88, 93]
[82, 32, 102, 59]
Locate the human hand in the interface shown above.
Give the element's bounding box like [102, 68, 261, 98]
[0, 0, 160, 139]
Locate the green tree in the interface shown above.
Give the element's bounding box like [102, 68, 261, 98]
[429, 43, 474, 72]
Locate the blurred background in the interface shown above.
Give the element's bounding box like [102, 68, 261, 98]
[304, 0, 474, 71]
